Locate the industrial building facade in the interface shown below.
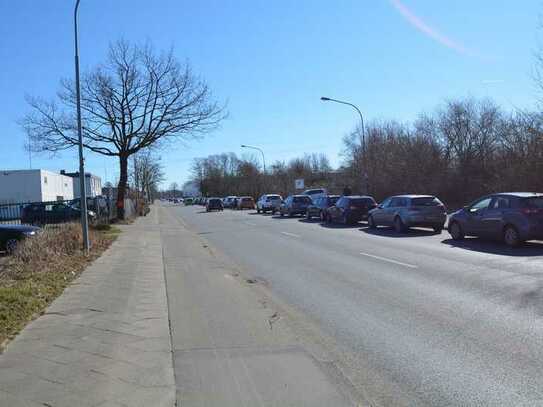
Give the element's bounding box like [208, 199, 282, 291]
[0, 170, 74, 204]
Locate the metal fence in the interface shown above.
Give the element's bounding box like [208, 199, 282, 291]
[0, 196, 114, 226]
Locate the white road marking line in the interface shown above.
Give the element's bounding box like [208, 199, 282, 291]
[245, 222, 257, 226]
[359, 252, 418, 269]
[281, 231, 301, 238]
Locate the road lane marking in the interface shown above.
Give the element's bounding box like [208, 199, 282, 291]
[281, 231, 301, 238]
[245, 222, 257, 226]
[359, 252, 418, 269]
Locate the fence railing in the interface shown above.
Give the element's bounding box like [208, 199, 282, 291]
[0, 197, 114, 226]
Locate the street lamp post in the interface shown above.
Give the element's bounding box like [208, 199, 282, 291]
[320, 96, 369, 194]
[241, 144, 266, 173]
[74, 0, 90, 253]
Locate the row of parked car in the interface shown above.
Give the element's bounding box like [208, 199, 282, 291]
[190, 189, 543, 248]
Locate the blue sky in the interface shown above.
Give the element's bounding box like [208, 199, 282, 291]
[0, 0, 541, 187]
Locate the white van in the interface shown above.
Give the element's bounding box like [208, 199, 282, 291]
[302, 188, 327, 203]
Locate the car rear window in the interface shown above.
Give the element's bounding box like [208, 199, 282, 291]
[349, 198, 375, 207]
[522, 197, 543, 209]
[411, 197, 442, 206]
[266, 196, 281, 201]
[329, 196, 339, 204]
[293, 196, 312, 203]
[242, 197, 253, 202]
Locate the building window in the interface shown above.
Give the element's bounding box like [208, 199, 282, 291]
[44, 176, 48, 184]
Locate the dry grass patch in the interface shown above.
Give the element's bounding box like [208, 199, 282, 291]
[0, 223, 120, 348]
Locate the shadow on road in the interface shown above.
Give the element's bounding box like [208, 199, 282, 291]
[361, 227, 439, 238]
[318, 221, 363, 229]
[270, 214, 305, 220]
[298, 218, 321, 224]
[441, 238, 543, 257]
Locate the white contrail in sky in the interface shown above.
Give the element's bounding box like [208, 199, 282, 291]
[390, 0, 471, 56]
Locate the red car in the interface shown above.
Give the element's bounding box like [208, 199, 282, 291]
[237, 196, 255, 210]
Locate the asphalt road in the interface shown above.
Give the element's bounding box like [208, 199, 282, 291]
[173, 204, 543, 406]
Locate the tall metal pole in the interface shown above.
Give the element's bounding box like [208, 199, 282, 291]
[241, 144, 266, 173]
[75, 0, 90, 253]
[320, 97, 369, 194]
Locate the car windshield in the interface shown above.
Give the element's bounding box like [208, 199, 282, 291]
[293, 196, 311, 203]
[411, 197, 442, 206]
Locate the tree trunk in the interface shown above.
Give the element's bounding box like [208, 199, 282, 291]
[117, 154, 129, 220]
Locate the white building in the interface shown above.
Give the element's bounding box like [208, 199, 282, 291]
[63, 171, 102, 198]
[182, 180, 200, 197]
[0, 169, 74, 204]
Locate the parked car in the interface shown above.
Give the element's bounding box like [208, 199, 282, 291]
[448, 192, 543, 247]
[306, 195, 340, 220]
[368, 195, 446, 233]
[278, 195, 313, 217]
[184, 197, 193, 205]
[223, 196, 238, 209]
[256, 194, 283, 214]
[302, 188, 327, 202]
[237, 196, 255, 210]
[326, 195, 377, 225]
[206, 198, 224, 212]
[21, 202, 96, 226]
[0, 224, 40, 253]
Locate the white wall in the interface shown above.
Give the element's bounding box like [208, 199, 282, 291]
[0, 170, 42, 203]
[40, 170, 74, 202]
[72, 174, 102, 198]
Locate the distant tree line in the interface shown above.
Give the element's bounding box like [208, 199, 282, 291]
[189, 97, 543, 208]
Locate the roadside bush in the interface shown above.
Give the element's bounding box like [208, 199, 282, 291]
[0, 222, 118, 346]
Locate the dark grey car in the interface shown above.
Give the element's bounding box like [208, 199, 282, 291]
[368, 195, 447, 233]
[448, 192, 543, 247]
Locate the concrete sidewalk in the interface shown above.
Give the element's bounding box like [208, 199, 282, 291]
[0, 209, 175, 407]
[159, 206, 357, 406]
[0, 205, 358, 406]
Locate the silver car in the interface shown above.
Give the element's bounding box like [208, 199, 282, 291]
[368, 195, 447, 233]
[256, 194, 283, 214]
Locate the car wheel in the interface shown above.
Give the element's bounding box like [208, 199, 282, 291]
[257, 208, 261, 214]
[6, 239, 18, 254]
[326, 214, 332, 224]
[288, 210, 293, 217]
[433, 225, 443, 234]
[394, 216, 406, 233]
[342, 214, 348, 225]
[320, 211, 325, 222]
[449, 221, 464, 240]
[504, 225, 521, 248]
[306, 211, 311, 220]
[368, 215, 377, 229]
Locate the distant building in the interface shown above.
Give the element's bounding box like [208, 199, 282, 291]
[182, 181, 200, 197]
[0, 169, 74, 204]
[62, 171, 102, 198]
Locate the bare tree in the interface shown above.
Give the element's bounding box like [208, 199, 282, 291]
[21, 40, 225, 218]
[131, 150, 164, 201]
